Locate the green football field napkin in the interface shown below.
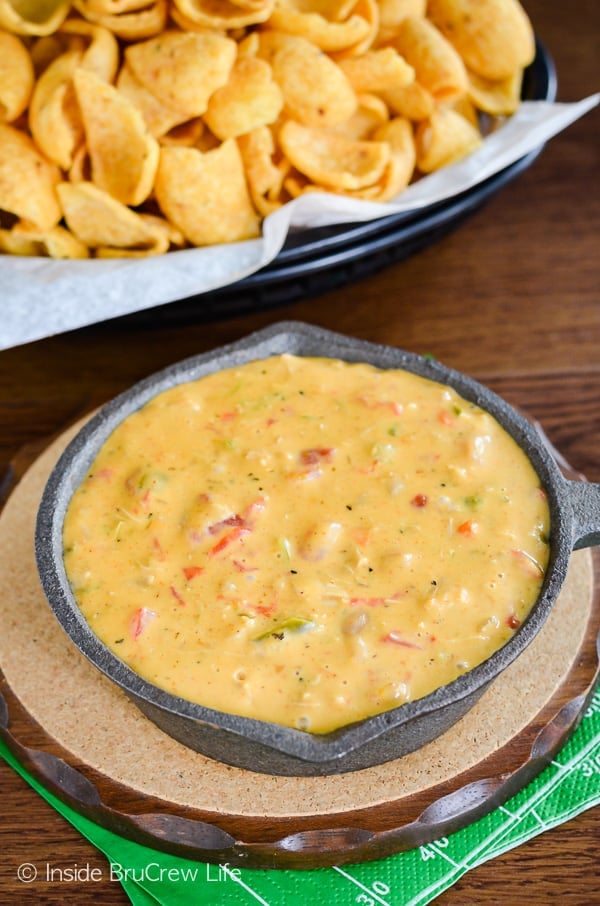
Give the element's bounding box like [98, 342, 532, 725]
[2, 685, 599, 906]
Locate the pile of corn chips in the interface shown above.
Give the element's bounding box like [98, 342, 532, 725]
[0, 0, 535, 259]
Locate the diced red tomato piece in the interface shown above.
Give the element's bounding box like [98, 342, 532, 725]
[94, 468, 114, 480]
[349, 596, 386, 607]
[208, 513, 246, 535]
[209, 526, 249, 556]
[437, 409, 454, 426]
[152, 537, 166, 560]
[170, 585, 187, 606]
[233, 559, 258, 573]
[300, 447, 334, 466]
[183, 565, 204, 581]
[130, 607, 157, 640]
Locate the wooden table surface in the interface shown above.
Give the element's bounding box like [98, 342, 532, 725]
[1, 0, 598, 902]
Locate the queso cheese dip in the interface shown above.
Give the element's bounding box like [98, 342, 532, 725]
[63, 355, 550, 733]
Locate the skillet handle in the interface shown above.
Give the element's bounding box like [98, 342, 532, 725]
[564, 479, 600, 550]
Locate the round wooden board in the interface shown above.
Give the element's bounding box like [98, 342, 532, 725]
[0, 426, 598, 870]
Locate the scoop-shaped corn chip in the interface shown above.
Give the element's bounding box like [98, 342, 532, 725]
[373, 114, 414, 152]
[74, 0, 168, 40]
[343, 155, 411, 200]
[0, 30, 35, 122]
[30, 30, 97, 74]
[293, 0, 358, 20]
[171, 0, 273, 30]
[391, 16, 468, 102]
[285, 147, 409, 201]
[238, 124, 290, 214]
[0, 123, 61, 230]
[450, 93, 479, 128]
[249, 191, 286, 217]
[29, 49, 83, 170]
[280, 171, 317, 197]
[338, 47, 414, 92]
[372, 114, 415, 186]
[0, 0, 70, 35]
[139, 213, 186, 246]
[94, 212, 185, 256]
[116, 64, 189, 137]
[267, 0, 373, 54]
[68, 143, 91, 182]
[204, 57, 283, 139]
[376, 0, 425, 44]
[228, 0, 271, 10]
[0, 221, 90, 258]
[352, 155, 412, 199]
[74, 68, 159, 206]
[329, 92, 389, 140]
[125, 30, 237, 118]
[259, 32, 357, 127]
[381, 78, 433, 120]
[255, 29, 295, 62]
[279, 118, 390, 189]
[154, 139, 260, 245]
[58, 180, 167, 253]
[59, 19, 120, 83]
[333, 0, 378, 58]
[83, 0, 156, 12]
[285, 114, 414, 201]
[427, 0, 535, 80]
[415, 106, 482, 172]
[238, 126, 281, 196]
[0, 228, 40, 256]
[467, 68, 522, 115]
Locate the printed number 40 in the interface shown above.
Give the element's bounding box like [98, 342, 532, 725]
[420, 837, 450, 860]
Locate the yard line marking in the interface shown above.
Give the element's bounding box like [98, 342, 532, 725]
[406, 730, 600, 906]
[333, 866, 391, 906]
[222, 867, 271, 906]
[405, 864, 461, 906]
[499, 805, 520, 820]
[463, 730, 600, 867]
[429, 843, 460, 868]
[530, 808, 548, 830]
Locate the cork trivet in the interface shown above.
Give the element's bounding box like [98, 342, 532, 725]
[0, 424, 595, 820]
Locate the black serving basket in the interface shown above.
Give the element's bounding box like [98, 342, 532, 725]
[114, 40, 556, 329]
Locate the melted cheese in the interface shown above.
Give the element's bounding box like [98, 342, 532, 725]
[63, 355, 550, 733]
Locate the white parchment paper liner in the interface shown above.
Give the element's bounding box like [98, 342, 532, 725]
[0, 95, 597, 351]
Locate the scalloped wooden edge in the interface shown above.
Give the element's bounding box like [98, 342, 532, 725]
[0, 431, 598, 869]
[1, 654, 598, 869]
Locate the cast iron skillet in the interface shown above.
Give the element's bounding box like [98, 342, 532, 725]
[35, 323, 600, 775]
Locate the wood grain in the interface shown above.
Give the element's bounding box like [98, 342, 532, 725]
[0, 0, 598, 900]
